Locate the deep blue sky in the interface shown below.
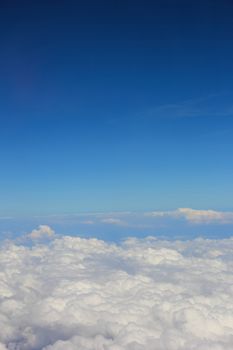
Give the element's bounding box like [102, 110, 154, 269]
[1, 0, 233, 216]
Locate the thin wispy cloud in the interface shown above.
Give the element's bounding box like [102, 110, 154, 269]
[101, 218, 129, 226]
[8, 209, 233, 232]
[80, 220, 95, 225]
[146, 208, 233, 224]
[33, 208, 233, 226]
[0, 217, 13, 220]
[146, 92, 233, 119]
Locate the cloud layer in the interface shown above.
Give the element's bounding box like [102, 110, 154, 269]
[33, 208, 233, 228]
[1, 230, 233, 349]
[146, 208, 233, 224]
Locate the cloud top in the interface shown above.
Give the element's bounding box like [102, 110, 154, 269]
[27, 225, 55, 240]
[1, 231, 233, 349]
[146, 207, 233, 224]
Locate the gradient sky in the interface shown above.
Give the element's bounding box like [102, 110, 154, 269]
[1, 0, 233, 217]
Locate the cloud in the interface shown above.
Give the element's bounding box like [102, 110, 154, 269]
[80, 220, 95, 225]
[101, 218, 128, 226]
[23, 208, 233, 232]
[146, 93, 233, 120]
[177, 208, 233, 224]
[146, 208, 233, 224]
[27, 225, 55, 240]
[0, 230, 233, 349]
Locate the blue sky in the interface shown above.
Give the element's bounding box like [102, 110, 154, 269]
[1, 1, 233, 237]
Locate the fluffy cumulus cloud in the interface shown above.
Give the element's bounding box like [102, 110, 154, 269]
[1, 230, 233, 349]
[27, 225, 55, 240]
[147, 208, 233, 224]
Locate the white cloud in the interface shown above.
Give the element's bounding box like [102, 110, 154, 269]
[101, 218, 128, 226]
[27, 225, 55, 240]
[80, 220, 95, 225]
[146, 208, 233, 224]
[177, 208, 233, 224]
[0, 344, 7, 350]
[25, 208, 233, 230]
[0, 231, 233, 349]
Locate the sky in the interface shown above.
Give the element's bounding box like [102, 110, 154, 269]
[1, 3, 233, 348]
[1, 0, 233, 237]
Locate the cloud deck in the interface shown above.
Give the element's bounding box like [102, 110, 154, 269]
[0, 234, 233, 349]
